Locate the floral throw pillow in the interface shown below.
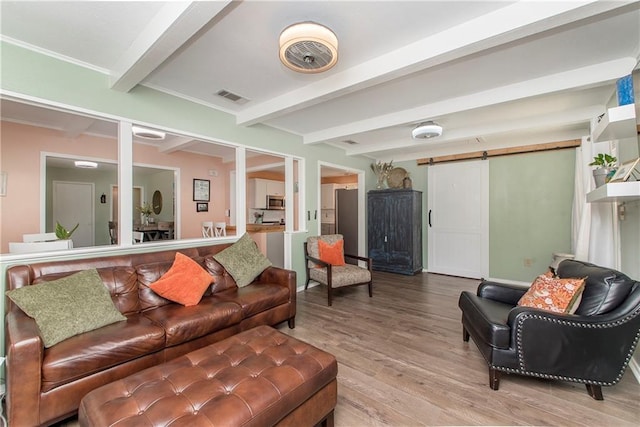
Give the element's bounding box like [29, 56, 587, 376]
[518, 274, 586, 314]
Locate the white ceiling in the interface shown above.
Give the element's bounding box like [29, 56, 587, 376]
[1, 1, 639, 163]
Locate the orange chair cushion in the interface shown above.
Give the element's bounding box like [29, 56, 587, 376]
[318, 239, 345, 266]
[149, 252, 213, 306]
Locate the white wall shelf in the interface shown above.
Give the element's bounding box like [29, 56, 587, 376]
[592, 104, 637, 143]
[586, 181, 640, 203]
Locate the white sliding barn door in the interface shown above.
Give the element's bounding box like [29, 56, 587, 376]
[427, 160, 488, 278]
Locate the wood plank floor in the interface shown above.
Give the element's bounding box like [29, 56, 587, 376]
[278, 271, 640, 426]
[55, 271, 640, 426]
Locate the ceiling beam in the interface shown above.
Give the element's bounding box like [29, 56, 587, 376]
[110, 1, 233, 92]
[305, 57, 636, 145]
[344, 105, 603, 157]
[157, 136, 198, 153]
[236, 0, 627, 126]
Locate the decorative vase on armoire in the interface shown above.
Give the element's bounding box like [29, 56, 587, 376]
[367, 188, 422, 275]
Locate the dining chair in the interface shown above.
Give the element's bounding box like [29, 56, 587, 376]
[108, 221, 117, 244]
[202, 221, 214, 238]
[214, 222, 226, 237]
[132, 231, 145, 244]
[157, 221, 174, 239]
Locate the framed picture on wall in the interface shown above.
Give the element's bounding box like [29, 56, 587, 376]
[193, 179, 210, 201]
[196, 202, 208, 212]
[610, 158, 639, 182]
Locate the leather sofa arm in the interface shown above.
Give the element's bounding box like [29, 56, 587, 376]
[507, 306, 640, 383]
[6, 309, 44, 427]
[255, 266, 297, 289]
[477, 280, 528, 305]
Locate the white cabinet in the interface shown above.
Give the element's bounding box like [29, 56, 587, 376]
[248, 178, 285, 208]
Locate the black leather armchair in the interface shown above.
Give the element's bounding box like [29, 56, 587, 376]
[458, 259, 640, 400]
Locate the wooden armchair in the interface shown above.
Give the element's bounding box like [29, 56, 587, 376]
[304, 234, 373, 306]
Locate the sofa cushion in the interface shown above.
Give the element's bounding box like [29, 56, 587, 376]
[213, 233, 272, 287]
[149, 253, 213, 306]
[41, 314, 166, 392]
[557, 259, 635, 315]
[6, 269, 127, 348]
[309, 264, 371, 288]
[214, 284, 290, 318]
[204, 256, 239, 293]
[518, 274, 585, 314]
[142, 298, 243, 347]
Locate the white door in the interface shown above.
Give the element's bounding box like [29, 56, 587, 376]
[427, 160, 489, 278]
[53, 181, 95, 247]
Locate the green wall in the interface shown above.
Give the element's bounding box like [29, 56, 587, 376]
[490, 150, 575, 281]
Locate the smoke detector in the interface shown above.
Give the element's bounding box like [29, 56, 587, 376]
[279, 22, 338, 73]
[412, 121, 443, 139]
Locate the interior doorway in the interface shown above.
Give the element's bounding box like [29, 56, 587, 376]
[319, 163, 366, 257]
[52, 181, 95, 247]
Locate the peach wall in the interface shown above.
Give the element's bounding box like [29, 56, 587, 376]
[0, 121, 232, 252]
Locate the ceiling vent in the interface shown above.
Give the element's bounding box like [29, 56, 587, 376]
[342, 139, 358, 145]
[412, 121, 443, 139]
[279, 22, 338, 73]
[216, 89, 249, 104]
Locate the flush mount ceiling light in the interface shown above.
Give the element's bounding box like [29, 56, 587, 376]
[412, 121, 443, 139]
[279, 22, 338, 73]
[74, 160, 98, 168]
[132, 126, 166, 140]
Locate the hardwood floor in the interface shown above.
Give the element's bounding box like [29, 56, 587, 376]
[277, 271, 640, 426]
[54, 271, 640, 426]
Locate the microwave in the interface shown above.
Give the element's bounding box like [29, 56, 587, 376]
[266, 195, 285, 210]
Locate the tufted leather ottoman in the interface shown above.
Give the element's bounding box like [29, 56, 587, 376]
[78, 326, 337, 427]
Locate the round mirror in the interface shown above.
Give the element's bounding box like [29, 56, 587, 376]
[152, 190, 162, 214]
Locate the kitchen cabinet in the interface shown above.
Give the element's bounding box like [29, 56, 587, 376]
[248, 178, 284, 208]
[321, 223, 335, 235]
[368, 189, 422, 275]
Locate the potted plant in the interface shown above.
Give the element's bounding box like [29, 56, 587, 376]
[589, 153, 617, 187]
[137, 202, 153, 225]
[55, 221, 79, 240]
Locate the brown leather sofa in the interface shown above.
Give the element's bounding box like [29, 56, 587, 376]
[5, 243, 297, 427]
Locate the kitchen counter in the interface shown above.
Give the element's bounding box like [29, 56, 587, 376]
[225, 224, 284, 233]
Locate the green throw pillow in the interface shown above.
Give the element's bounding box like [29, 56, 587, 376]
[213, 233, 272, 287]
[6, 268, 127, 347]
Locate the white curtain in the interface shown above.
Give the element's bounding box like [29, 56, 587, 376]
[572, 136, 617, 268]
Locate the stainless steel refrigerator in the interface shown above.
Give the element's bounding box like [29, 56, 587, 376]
[335, 188, 358, 264]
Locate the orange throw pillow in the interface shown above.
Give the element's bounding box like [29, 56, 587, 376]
[518, 274, 585, 314]
[318, 239, 345, 266]
[149, 252, 213, 306]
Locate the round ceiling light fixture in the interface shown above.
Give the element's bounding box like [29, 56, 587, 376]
[412, 121, 443, 139]
[132, 126, 166, 140]
[74, 160, 98, 168]
[279, 22, 338, 73]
